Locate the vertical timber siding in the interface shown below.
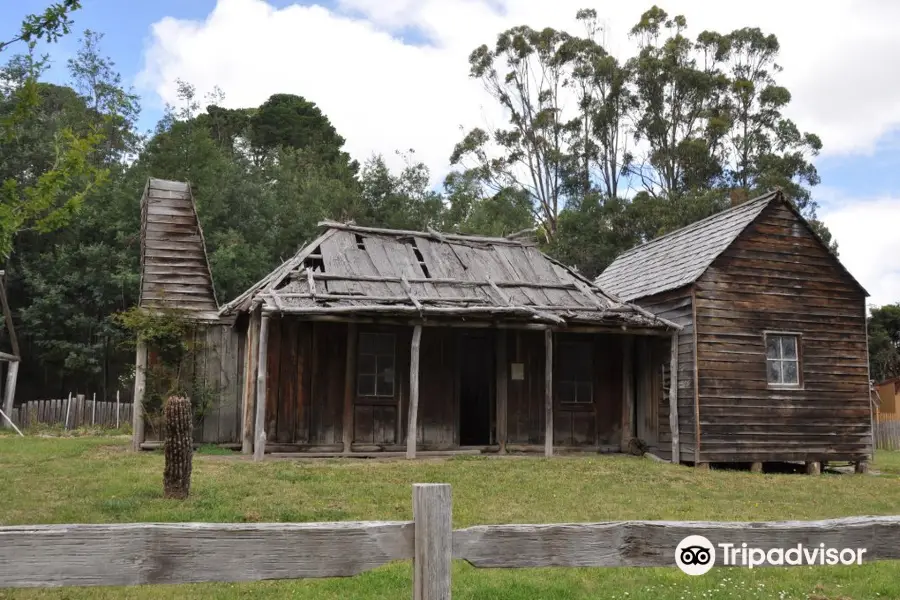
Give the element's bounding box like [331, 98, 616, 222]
[197, 324, 244, 444]
[694, 202, 870, 463]
[635, 288, 695, 461]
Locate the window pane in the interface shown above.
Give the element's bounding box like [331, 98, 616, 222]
[358, 374, 376, 396]
[358, 353, 376, 375]
[782, 337, 798, 359]
[375, 334, 394, 355]
[376, 356, 394, 378]
[766, 336, 780, 359]
[577, 382, 593, 404]
[783, 360, 799, 384]
[376, 371, 394, 397]
[767, 359, 782, 384]
[359, 333, 375, 354]
[559, 342, 592, 382]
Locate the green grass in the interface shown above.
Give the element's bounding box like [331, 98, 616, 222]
[0, 436, 898, 599]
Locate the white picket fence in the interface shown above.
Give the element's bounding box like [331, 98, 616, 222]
[9, 393, 130, 430]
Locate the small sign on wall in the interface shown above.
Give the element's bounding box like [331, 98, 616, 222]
[510, 363, 525, 381]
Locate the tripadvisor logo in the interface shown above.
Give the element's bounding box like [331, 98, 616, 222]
[675, 535, 868, 575]
[675, 535, 716, 575]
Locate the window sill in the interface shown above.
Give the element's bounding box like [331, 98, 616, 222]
[767, 384, 804, 391]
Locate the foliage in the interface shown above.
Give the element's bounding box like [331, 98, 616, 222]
[452, 5, 830, 250]
[452, 26, 573, 239]
[6, 30, 140, 398]
[0, 1, 107, 261]
[869, 304, 900, 383]
[115, 307, 220, 425]
[0, 0, 82, 52]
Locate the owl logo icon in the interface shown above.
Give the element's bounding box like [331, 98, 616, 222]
[675, 535, 716, 575]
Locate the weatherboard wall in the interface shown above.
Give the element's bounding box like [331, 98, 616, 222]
[693, 201, 871, 463]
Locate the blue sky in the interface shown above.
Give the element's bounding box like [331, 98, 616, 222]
[3, 0, 900, 306]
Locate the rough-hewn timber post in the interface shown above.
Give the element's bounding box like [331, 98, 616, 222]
[2, 360, 18, 430]
[620, 336, 634, 453]
[413, 483, 452, 600]
[163, 396, 193, 499]
[342, 323, 358, 454]
[407, 325, 423, 459]
[544, 328, 553, 457]
[241, 310, 260, 454]
[668, 333, 679, 463]
[131, 341, 147, 452]
[495, 329, 507, 453]
[253, 313, 271, 462]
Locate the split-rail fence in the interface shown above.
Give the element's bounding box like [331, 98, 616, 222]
[1, 484, 899, 599]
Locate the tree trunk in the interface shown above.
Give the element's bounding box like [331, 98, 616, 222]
[163, 396, 193, 499]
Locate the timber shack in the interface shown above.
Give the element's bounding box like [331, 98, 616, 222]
[134, 180, 874, 471]
[597, 189, 873, 471]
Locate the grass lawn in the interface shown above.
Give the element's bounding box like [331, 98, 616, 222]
[1, 434, 899, 599]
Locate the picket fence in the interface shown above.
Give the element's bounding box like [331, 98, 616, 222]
[875, 412, 900, 451]
[9, 393, 131, 430]
[1, 484, 899, 598]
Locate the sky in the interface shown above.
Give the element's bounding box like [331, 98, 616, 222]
[3, 0, 900, 308]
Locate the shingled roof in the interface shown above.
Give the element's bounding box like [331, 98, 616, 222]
[596, 189, 868, 301]
[139, 178, 219, 321]
[596, 190, 779, 301]
[220, 221, 678, 330]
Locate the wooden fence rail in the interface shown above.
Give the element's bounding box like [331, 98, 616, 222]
[9, 395, 131, 430]
[1, 484, 899, 598]
[875, 412, 900, 451]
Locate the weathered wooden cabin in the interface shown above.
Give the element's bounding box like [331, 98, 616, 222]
[597, 190, 873, 470]
[219, 221, 681, 459]
[133, 178, 243, 449]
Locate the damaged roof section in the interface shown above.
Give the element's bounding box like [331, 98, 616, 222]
[220, 221, 678, 330]
[139, 178, 219, 321]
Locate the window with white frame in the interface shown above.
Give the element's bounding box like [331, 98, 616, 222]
[357, 332, 396, 397]
[765, 333, 800, 386]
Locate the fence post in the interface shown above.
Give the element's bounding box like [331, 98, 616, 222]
[116, 390, 120, 429]
[64, 392, 73, 430]
[413, 483, 452, 600]
[92, 393, 97, 426]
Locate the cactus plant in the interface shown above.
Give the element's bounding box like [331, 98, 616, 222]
[163, 395, 193, 499]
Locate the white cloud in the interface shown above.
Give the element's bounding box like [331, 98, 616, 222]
[138, 0, 900, 179]
[820, 194, 900, 309]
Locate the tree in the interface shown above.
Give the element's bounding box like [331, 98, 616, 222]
[564, 9, 633, 201]
[0, 1, 82, 53]
[358, 153, 443, 231]
[66, 30, 141, 161]
[249, 93, 357, 172]
[869, 304, 900, 383]
[547, 196, 638, 279]
[9, 30, 141, 398]
[626, 6, 728, 198]
[0, 1, 106, 261]
[452, 26, 574, 239]
[442, 170, 534, 237]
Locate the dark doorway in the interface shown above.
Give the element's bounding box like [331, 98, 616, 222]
[458, 332, 494, 446]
